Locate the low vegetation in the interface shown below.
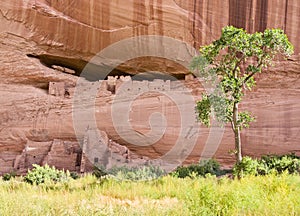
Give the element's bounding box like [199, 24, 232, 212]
[24, 164, 72, 185]
[171, 159, 224, 178]
[93, 164, 166, 181]
[233, 154, 300, 178]
[0, 173, 299, 215]
[0, 155, 299, 215]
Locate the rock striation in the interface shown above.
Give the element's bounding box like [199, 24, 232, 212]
[0, 0, 299, 173]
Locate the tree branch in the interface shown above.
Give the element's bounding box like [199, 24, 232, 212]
[230, 119, 235, 132]
[242, 45, 270, 85]
[243, 61, 263, 84]
[232, 53, 245, 79]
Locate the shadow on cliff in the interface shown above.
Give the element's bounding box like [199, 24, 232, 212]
[26, 54, 186, 81]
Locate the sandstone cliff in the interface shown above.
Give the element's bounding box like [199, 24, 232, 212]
[0, 0, 299, 173]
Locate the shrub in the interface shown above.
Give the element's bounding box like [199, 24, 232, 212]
[2, 171, 16, 181]
[233, 156, 259, 178]
[259, 154, 300, 175]
[233, 154, 300, 178]
[24, 164, 70, 185]
[111, 165, 166, 181]
[70, 172, 79, 180]
[93, 165, 166, 181]
[92, 165, 108, 178]
[171, 159, 221, 178]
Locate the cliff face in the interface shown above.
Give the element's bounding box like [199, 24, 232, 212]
[0, 0, 299, 173]
[2, 1, 300, 55]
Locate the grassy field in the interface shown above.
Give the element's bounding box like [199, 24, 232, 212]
[0, 174, 299, 216]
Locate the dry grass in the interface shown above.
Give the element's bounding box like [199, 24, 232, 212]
[0, 174, 299, 215]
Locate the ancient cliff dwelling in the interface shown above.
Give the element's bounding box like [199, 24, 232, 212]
[0, 0, 299, 175]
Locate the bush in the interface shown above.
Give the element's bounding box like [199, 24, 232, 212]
[111, 165, 165, 181]
[70, 172, 79, 180]
[259, 154, 300, 175]
[171, 159, 221, 178]
[92, 165, 108, 178]
[233, 156, 259, 178]
[93, 165, 166, 181]
[24, 164, 70, 185]
[2, 171, 16, 181]
[233, 154, 300, 178]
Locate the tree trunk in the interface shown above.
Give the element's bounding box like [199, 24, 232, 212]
[233, 102, 242, 163]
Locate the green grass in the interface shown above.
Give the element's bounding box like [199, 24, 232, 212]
[0, 174, 299, 216]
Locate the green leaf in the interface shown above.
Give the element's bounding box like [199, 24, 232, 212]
[196, 94, 211, 126]
[238, 111, 255, 129]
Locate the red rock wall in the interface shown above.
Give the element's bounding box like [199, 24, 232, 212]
[1, 1, 299, 56]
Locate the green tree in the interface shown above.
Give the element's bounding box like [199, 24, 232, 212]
[190, 26, 293, 162]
